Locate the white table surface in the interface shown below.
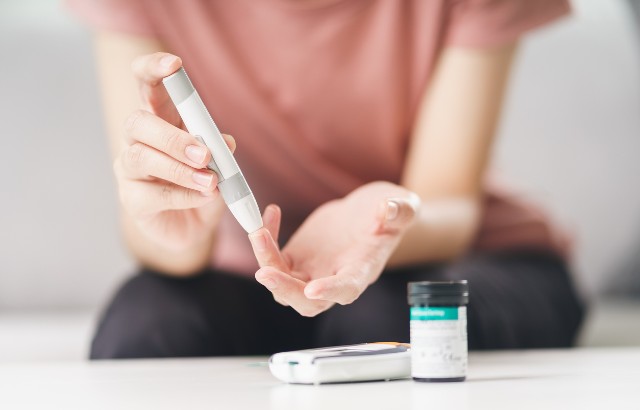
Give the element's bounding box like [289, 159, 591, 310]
[1, 348, 639, 410]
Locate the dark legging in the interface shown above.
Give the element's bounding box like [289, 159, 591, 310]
[90, 250, 585, 359]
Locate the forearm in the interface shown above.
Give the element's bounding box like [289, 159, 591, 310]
[390, 45, 516, 268]
[386, 197, 480, 267]
[95, 32, 224, 276]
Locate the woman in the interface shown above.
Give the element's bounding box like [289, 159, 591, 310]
[68, 0, 584, 359]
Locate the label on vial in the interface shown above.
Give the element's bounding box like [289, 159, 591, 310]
[410, 306, 467, 379]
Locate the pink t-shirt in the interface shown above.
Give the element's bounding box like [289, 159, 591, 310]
[68, 0, 571, 274]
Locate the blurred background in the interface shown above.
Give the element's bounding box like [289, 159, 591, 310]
[0, 0, 638, 361]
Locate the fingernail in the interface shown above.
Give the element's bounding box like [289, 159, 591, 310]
[386, 201, 399, 221]
[185, 145, 208, 165]
[257, 273, 277, 290]
[160, 55, 177, 69]
[192, 171, 214, 187]
[200, 190, 214, 197]
[263, 206, 275, 225]
[250, 232, 267, 252]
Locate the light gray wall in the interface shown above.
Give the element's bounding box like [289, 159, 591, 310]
[493, 0, 640, 294]
[0, 0, 638, 309]
[0, 1, 134, 309]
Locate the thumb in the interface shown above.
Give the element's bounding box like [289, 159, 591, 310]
[375, 193, 420, 235]
[131, 52, 183, 126]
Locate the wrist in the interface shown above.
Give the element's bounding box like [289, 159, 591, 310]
[386, 198, 480, 268]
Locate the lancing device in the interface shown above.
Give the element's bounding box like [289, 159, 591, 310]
[162, 67, 263, 233]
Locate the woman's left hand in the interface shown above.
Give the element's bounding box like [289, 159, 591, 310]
[248, 181, 420, 317]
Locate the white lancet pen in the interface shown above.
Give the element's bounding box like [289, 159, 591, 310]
[163, 67, 263, 233]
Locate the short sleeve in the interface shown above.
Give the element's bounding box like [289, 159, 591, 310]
[445, 0, 571, 48]
[64, 0, 156, 37]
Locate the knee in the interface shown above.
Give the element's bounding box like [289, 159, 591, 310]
[456, 251, 586, 349]
[90, 271, 213, 359]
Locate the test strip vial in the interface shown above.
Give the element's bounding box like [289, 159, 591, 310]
[408, 281, 469, 382]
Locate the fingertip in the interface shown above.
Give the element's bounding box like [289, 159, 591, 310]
[373, 200, 398, 235]
[131, 53, 180, 82]
[255, 268, 277, 290]
[407, 192, 422, 211]
[254, 266, 268, 280]
[196, 146, 213, 170]
[198, 174, 219, 197]
[262, 203, 282, 243]
[222, 134, 236, 153]
[255, 266, 281, 280]
[385, 200, 400, 221]
[263, 204, 280, 222]
[376, 197, 418, 234]
[254, 226, 272, 238]
[249, 225, 267, 234]
[268, 204, 281, 214]
[159, 53, 182, 73]
[248, 228, 268, 251]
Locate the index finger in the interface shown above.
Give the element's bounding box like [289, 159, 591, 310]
[124, 109, 212, 169]
[131, 52, 183, 124]
[248, 227, 289, 273]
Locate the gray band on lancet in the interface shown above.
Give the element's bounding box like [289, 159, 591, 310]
[218, 172, 251, 204]
[163, 68, 194, 105]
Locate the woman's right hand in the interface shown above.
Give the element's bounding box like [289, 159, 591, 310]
[113, 52, 235, 251]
